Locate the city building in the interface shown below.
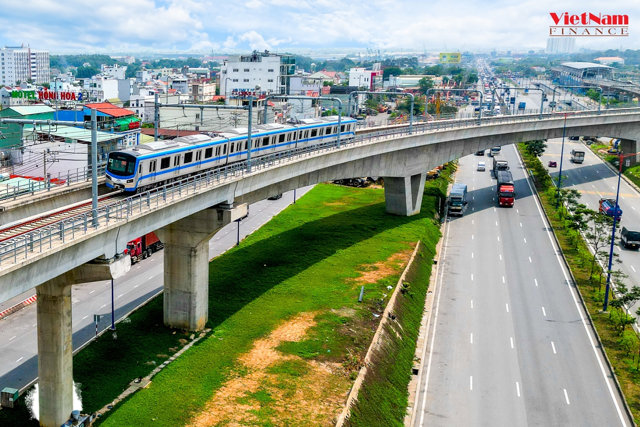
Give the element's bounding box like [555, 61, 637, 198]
[545, 38, 575, 54]
[189, 81, 217, 102]
[54, 103, 141, 146]
[0, 45, 50, 86]
[100, 64, 127, 79]
[83, 75, 120, 102]
[289, 74, 323, 96]
[219, 50, 295, 99]
[348, 67, 383, 90]
[551, 62, 613, 86]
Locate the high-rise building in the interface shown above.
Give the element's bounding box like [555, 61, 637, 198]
[220, 50, 295, 98]
[545, 38, 576, 54]
[0, 45, 50, 86]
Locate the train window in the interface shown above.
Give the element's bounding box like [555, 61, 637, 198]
[196, 151, 201, 161]
[287, 133, 292, 142]
[150, 160, 156, 172]
[223, 144, 227, 155]
[340, 125, 345, 132]
[304, 131, 309, 139]
[205, 147, 213, 158]
[244, 140, 248, 150]
[319, 128, 324, 136]
[279, 134, 285, 143]
[333, 126, 338, 134]
[160, 157, 170, 169]
[311, 129, 317, 137]
[262, 137, 269, 147]
[215, 146, 220, 156]
[173, 156, 180, 167]
[184, 152, 193, 164]
[139, 164, 142, 174]
[230, 143, 235, 154]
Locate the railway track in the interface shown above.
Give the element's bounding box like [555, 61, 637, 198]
[0, 191, 124, 242]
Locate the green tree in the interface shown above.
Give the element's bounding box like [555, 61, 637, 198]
[383, 66, 402, 79]
[583, 210, 614, 282]
[418, 77, 434, 94]
[525, 140, 547, 157]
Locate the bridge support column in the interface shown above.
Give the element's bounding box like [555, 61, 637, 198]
[620, 138, 639, 167]
[36, 256, 130, 427]
[383, 173, 426, 216]
[158, 203, 247, 331]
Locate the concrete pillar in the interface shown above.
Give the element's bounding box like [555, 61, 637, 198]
[620, 138, 639, 167]
[36, 256, 130, 427]
[37, 278, 73, 427]
[383, 173, 426, 216]
[158, 204, 247, 331]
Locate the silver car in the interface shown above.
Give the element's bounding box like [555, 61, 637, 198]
[477, 161, 486, 171]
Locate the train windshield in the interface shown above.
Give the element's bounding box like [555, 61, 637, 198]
[107, 153, 137, 177]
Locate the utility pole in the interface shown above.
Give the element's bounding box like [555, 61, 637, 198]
[154, 92, 159, 140]
[91, 109, 98, 227]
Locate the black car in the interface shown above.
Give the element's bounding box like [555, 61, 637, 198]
[267, 193, 283, 200]
[569, 136, 580, 141]
[475, 150, 485, 156]
[621, 227, 640, 249]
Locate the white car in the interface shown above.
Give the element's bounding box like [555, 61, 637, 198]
[477, 161, 486, 171]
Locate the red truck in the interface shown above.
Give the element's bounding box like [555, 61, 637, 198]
[496, 170, 515, 207]
[125, 232, 163, 264]
[599, 198, 622, 220]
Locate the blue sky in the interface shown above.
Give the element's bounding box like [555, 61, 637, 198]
[0, 0, 638, 54]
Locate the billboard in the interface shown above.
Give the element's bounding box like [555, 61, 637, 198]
[439, 52, 461, 63]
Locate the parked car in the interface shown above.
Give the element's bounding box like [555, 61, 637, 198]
[477, 161, 486, 171]
[569, 136, 580, 141]
[621, 227, 640, 249]
[475, 150, 485, 156]
[427, 168, 441, 179]
[267, 193, 283, 200]
[548, 161, 557, 167]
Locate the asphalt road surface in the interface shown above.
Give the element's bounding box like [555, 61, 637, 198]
[0, 186, 312, 393]
[413, 145, 630, 426]
[543, 137, 640, 320]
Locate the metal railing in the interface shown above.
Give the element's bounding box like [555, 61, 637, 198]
[2, 107, 640, 268]
[0, 164, 106, 202]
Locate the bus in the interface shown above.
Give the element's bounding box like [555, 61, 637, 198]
[570, 149, 585, 164]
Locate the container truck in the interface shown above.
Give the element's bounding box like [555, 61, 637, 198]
[124, 232, 164, 264]
[448, 183, 468, 216]
[570, 149, 585, 164]
[496, 170, 515, 207]
[492, 156, 509, 175]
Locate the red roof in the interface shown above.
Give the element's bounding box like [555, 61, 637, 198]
[85, 102, 135, 118]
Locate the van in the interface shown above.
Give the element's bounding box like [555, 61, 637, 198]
[489, 146, 501, 157]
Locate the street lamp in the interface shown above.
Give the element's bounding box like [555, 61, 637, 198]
[555, 112, 572, 206]
[603, 150, 638, 311]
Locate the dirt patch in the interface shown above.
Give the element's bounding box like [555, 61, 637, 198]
[187, 312, 348, 426]
[331, 307, 357, 318]
[354, 248, 414, 285]
[324, 200, 348, 207]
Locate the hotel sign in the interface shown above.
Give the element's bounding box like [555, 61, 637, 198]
[11, 90, 84, 101]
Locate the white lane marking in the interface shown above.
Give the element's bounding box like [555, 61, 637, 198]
[495, 221, 498, 226]
[535, 278, 539, 287]
[502, 276, 505, 284]
[9, 335, 16, 341]
[147, 276, 153, 280]
[634, 207, 637, 211]
[32, 323, 36, 327]
[506, 303, 510, 313]
[471, 274, 474, 281]
[89, 290, 95, 295]
[524, 237, 527, 244]
[419, 216, 451, 425]
[542, 306, 547, 317]
[497, 236, 500, 242]
[529, 256, 532, 263]
[516, 381, 521, 397]
[470, 333, 473, 344]
[520, 222, 523, 227]
[470, 300, 474, 309]
[100, 304, 106, 309]
[470, 376, 473, 391]
[510, 337, 514, 349]
[472, 234, 475, 240]
[472, 220, 474, 225]
[15, 356, 24, 363]
[499, 254, 502, 261]
[134, 284, 139, 288]
[493, 207, 497, 212]
[516, 209, 519, 213]
[592, 184, 596, 188]
[564, 389, 571, 405]
[82, 315, 88, 320]
[117, 294, 124, 299]
[517, 145, 627, 425]
[473, 196, 475, 200]
[471, 252, 474, 259]
[551, 341, 557, 354]
[631, 265, 637, 273]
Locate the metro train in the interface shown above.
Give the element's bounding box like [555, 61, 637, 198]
[105, 116, 357, 192]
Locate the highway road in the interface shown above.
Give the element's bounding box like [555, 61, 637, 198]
[0, 186, 312, 393]
[413, 145, 630, 426]
[543, 137, 640, 318]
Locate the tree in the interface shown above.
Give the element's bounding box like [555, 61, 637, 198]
[383, 66, 402, 79]
[418, 77, 434, 94]
[525, 140, 547, 157]
[583, 210, 614, 282]
[41, 82, 50, 89]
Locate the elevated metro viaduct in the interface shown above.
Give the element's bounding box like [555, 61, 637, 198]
[2, 109, 640, 426]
